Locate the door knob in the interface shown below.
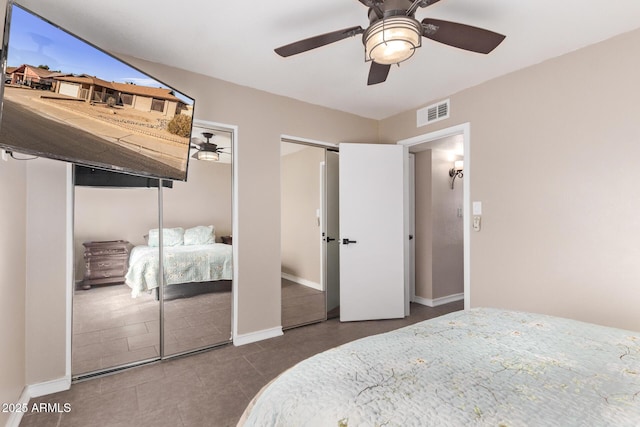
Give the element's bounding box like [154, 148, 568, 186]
[326, 237, 336, 242]
[342, 238, 357, 245]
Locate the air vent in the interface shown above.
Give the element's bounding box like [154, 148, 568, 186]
[417, 99, 450, 127]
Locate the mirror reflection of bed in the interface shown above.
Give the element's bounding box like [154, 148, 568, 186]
[127, 225, 233, 356]
[72, 124, 233, 377]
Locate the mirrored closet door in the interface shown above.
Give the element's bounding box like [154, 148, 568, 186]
[280, 141, 339, 329]
[161, 123, 233, 357]
[72, 122, 234, 378]
[72, 169, 161, 376]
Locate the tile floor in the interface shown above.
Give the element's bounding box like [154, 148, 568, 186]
[72, 282, 232, 376]
[21, 300, 463, 427]
[281, 278, 326, 329]
[74, 279, 329, 377]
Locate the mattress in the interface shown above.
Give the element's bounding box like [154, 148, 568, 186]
[240, 308, 640, 426]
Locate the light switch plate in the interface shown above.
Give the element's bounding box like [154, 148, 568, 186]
[473, 201, 482, 216]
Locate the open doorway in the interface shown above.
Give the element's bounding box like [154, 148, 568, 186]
[280, 138, 339, 328]
[400, 123, 469, 309]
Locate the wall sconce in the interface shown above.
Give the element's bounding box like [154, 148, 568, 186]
[449, 160, 463, 189]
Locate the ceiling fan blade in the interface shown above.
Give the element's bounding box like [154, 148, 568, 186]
[367, 62, 391, 86]
[275, 26, 365, 57]
[421, 18, 505, 54]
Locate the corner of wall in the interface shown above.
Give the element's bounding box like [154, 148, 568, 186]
[0, 156, 27, 427]
[25, 159, 70, 386]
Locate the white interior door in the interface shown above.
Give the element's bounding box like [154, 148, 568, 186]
[339, 143, 408, 322]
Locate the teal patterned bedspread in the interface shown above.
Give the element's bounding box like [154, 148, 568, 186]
[124, 243, 232, 297]
[242, 308, 640, 426]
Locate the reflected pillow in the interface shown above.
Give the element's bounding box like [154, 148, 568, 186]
[147, 227, 184, 247]
[184, 225, 215, 245]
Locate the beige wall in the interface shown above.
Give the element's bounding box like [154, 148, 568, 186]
[381, 28, 640, 331]
[74, 187, 156, 277]
[0, 155, 26, 427]
[430, 150, 464, 299]
[118, 55, 379, 336]
[74, 160, 232, 279]
[281, 146, 324, 285]
[0, 157, 71, 416]
[414, 150, 433, 299]
[414, 150, 464, 300]
[25, 159, 71, 384]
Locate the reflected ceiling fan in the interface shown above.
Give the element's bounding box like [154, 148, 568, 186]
[274, 0, 506, 85]
[191, 132, 226, 161]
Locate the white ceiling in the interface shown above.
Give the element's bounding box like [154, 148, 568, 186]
[16, 0, 640, 120]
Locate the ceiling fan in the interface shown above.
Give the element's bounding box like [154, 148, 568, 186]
[191, 132, 226, 161]
[274, 0, 506, 85]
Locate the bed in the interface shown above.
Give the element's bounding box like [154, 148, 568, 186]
[239, 308, 640, 426]
[124, 225, 233, 297]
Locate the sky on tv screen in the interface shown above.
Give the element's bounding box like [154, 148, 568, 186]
[7, 4, 193, 104]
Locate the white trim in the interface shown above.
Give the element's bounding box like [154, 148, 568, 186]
[5, 376, 72, 426]
[233, 326, 283, 346]
[27, 376, 71, 398]
[397, 123, 467, 148]
[397, 122, 471, 310]
[413, 293, 464, 307]
[281, 272, 322, 291]
[408, 154, 416, 303]
[280, 134, 339, 149]
[319, 161, 326, 292]
[5, 388, 30, 427]
[403, 145, 411, 316]
[65, 164, 73, 380]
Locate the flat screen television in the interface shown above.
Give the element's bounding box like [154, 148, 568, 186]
[0, 1, 195, 181]
[74, 165, 173, 189]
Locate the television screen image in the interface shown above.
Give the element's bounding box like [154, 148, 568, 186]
[0, 1, 195, 181]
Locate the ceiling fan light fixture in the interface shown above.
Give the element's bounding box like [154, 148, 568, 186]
[196, 150, 219, 161]
[363, 16, 422, 65]
[193, 132, 220, 161]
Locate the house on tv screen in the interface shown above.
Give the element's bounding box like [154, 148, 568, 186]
[5, 63, 188, 118]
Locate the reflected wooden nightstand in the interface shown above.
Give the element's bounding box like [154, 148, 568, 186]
[81, 240, 132, 290]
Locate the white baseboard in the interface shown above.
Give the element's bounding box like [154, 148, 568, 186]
[234, 326, 283, 346]
[5, 376, 70, 427]
[281, 272, 322, 291]
[5, 388, 30, 427]
[27, 376, 71, 398]
[413, 292, 464, 308]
